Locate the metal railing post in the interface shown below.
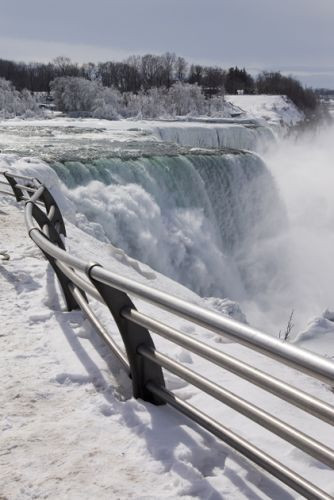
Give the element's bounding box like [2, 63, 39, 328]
[26, 199, 83, 311]
[3, 172, 26, 201]
[87, 263, 166, 405]
[36, 184, 66, 236]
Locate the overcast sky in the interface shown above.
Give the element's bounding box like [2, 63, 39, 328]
[0, 0, 333, 88]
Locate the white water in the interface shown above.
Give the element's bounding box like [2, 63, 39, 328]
[49, 152, 287, 317]
[152, 122, 275, 151]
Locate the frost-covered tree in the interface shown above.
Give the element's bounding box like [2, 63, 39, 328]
[166, 82, 206, 116]
[92, 87, 122, 119]
[0, 78, 40, 118]
[124, 88, 167, 118]
[50, 76, 231, 119]
[121, 83, 225, 118]
[207, 95, 228, 116]
[51, 76, 123, 118]
[51, 77, 102, 113]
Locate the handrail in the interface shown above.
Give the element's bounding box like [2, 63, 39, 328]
[69, 284, 129, 371]
[0, 170, 40, 182]
[0, 188, 15, 197]
[1, 171, 334, 499]
[91, 264, 334, 385]
[15, 183, 38, 193]
[122, 307, 334, 425]
[139, 346, 334, 468]
[27, 220, 334, 386]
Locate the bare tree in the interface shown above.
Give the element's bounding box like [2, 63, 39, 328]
[174, 56, 188, 82]
[279, 310, 295, 341]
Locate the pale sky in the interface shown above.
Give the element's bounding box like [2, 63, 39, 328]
[0, 0, 333, 88]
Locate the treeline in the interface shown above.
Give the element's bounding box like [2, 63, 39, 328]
[315, 88, 334, 97]
[0, 53, 319, 113]
[256, 71, 318, 113]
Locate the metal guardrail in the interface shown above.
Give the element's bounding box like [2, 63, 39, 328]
[1, 171, 334, 499]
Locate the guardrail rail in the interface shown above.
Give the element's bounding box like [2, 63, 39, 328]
[1, 171, 334, 500]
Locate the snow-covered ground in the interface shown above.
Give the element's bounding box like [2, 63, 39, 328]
[225, 95, 304, 127]
[1, 154, 334, 499]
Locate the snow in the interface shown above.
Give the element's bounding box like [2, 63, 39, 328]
[294, 312, 334, 357]
[224, 95, 304, 127]
[1, 155, 334, 498]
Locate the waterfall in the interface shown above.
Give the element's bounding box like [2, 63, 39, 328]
[151, 123, 275, 151]
[49, 151, 287, 300]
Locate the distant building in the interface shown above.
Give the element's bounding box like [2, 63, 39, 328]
[236, 89, 244, 95]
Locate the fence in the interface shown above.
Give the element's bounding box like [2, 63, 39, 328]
[1, 171, 334, 499]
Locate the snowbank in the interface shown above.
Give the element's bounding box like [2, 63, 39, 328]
[225, 95, 304, 127]
[294, 310, 334, 357]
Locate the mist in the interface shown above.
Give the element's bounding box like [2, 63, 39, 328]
[248, 123, 334, 336]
